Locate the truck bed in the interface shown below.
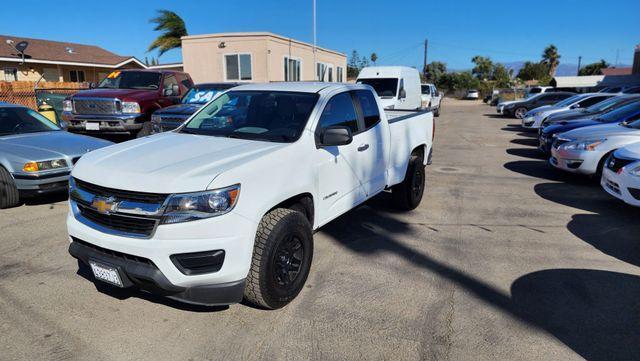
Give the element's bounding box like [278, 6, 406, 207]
[385, 109, 434, 187]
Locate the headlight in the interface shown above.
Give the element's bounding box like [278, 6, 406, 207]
[23, 159, 68, 172]
[563, 139, 606, 151]
[161, 184, 240, 224]
[630, 165, 640, 177]
[63, 100, 73, 112]
[121, 102, 141, 114]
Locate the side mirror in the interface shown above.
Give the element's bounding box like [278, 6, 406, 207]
[399, 88, 407, 99]
[163, 88, 173, 96]
[172, 84, 180, 94]
[319, 126, 352, 146]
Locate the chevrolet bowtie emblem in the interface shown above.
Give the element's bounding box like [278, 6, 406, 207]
[91, 196, 117, 215]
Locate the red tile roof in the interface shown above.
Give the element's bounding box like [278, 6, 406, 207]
[601, 67, 632, 76]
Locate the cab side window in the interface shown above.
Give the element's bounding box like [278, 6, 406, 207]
[355, 90, 381, 130]
[162, 75, 179, 96]
[318, 92, 358, 133]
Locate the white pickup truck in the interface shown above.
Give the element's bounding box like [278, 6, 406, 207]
[67, 82, 434, 309]
[421, 83, 442, 116]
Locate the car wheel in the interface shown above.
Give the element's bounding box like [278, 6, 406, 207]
[595, 150, 615, 179]
[244, 208, 313, 309]
[0, 166, 20, 209]
[392, 154, 426, 210]
[434, 105, 441, 117]
[136, 122, 153, 138]
[514, 107, 528, 119]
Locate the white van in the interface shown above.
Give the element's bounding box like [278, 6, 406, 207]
[356, 66, 422, 110]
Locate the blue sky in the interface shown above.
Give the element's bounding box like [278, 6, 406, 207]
[2, 0, 638, 70]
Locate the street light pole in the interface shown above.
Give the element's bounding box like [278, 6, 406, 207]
[313, 0, 317, 80]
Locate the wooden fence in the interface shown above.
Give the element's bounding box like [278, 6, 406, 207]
[0, 81, 88, 110]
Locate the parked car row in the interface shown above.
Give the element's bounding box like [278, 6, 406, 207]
[513, 91, 640, 208]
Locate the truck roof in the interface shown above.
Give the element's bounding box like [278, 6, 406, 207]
[231, 82, 366, 93]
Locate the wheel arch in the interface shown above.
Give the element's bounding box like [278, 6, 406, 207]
[266, 192, 315, 227]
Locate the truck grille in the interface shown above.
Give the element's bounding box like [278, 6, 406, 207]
[73, 98, 118, 115]
[72, 178, 169, 237]
[77, 203, 158, 236]
[606, 154, 635, 173]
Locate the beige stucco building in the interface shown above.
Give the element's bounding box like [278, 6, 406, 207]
[182, 32, 347, 84]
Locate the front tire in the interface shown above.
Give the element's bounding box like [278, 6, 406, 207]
[0, 167, 20, 209]
[514, 107, 527, 119]
[244, 208, 313, 309]
[434, 105, 441, 117]
[392, 154, 426, 210]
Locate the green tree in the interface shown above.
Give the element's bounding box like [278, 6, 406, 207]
[148, 10, 188, 57]
[347, 50, 360, 78]
[541, 44, 561, 77]
[370, 52, 378, 65]
[492, 63, 512, 88]
[424, 61, 447, 85]
[517, 61, 551, 83]
[579, 59, 610, 76]
[359, 56, 370, 69]
[471, 56, 494, 80]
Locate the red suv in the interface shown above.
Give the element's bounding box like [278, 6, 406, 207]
[62, 69, 194, 137]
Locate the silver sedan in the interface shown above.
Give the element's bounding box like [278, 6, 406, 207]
[0, 103, 113, 208]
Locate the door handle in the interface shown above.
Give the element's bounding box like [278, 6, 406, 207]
[357, 144, 369, 152]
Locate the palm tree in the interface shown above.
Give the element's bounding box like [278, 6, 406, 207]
[148, 10, 188, 57]
[541, 45, 561, 77]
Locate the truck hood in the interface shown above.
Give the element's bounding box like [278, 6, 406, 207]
[153, 103, 202, 116]
[561, 123, 639, 140]
[616, 141, 640, 159]
[0, 131, 113, 160]
[71, 132, 285, 193]
[70, 88, 157, 102]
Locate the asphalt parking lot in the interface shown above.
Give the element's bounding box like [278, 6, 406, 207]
[1, 99, 639, 361]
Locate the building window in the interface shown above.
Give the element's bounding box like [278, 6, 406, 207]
[3, 67, 18, 81]
[316, 62, 334, 82]
[337, 67, 344, 82]
[225, 54, 252, 81]
[69, 70, 85, 83]
[284, 57, 301, 81]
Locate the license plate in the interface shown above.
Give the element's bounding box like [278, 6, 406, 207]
[89, 260, 123, 287]
[85, 122, 100, 131]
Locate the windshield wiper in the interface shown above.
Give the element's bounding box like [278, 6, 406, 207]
[179, 128, 200, 134]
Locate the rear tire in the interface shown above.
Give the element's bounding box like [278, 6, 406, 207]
[244, 208, 313, 309]
[434, 105, 440, 117]
[392, 154, 426, 211]
[0, 167, 20, 209]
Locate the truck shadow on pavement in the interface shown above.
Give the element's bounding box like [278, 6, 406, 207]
[321, 195, 640, 361]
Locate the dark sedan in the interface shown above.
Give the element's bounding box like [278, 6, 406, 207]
[150, 83, 239, 133]
[542, 95, 640, 127]
[502, 92, 575, 119]
[539, 100, 640, 154]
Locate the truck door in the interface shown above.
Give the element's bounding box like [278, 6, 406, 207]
[314, 92, 366, 224]
[352, 89, 388, 196]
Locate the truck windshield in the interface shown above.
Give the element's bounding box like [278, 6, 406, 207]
[0, 107, 60, 136]
[98, 71, 161, 90]
[182, 87, 226, 104]
[357, 78, 398, 98]
[180, 91, 319, 142]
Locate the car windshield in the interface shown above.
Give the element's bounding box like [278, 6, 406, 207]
[182, 87, 227, 104]
[357, 78, 398, 98]
[554, 94, 585, 107]
[180, 91, 319, 143]
[596, 101, 640, 123]
[585, 96, 630, 113]
[98, 71, 161, 90]
[421, 85, 430, 94]
[0, 107, 60, 136]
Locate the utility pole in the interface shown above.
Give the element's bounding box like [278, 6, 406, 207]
[577, 56, 582, 76]
[423, 39, 428, 78]
[615, 49, 620, 67]
[312, 0, 317, 80]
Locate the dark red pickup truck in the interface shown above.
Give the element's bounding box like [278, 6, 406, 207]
[62, 69, 193, 137]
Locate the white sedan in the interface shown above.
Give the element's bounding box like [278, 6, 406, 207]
[601, 142, 640, 207]
[521, 93, 614, 130]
